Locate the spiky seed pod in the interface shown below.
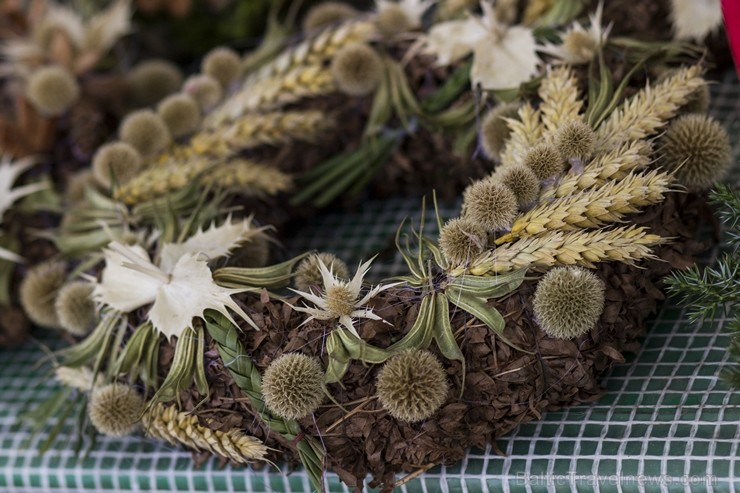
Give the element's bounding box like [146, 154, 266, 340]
[65, 169, 96, 203]
[156, 93, 201, 138]
[127, 60, 183, 107]
[524, 143, 564, 180]
[88, 383, 145, 437]
[119, 110, 171, 156]
[261, 353, 325, 420]
[303, 2, 358, 31]
[54, 281, 96, 336]
[294, 252, 350, 291]
[461, 178, 518, 232]
[657, 114, 731, 191]
[479, 102, 520, 162]
[330, 42, 383, 96]
[376, 349, 448, 423]
[183, 74, 223, 111]
[554, 119, 596, 162]
[26, 65, 80, 116]
[202, 47, 241, 88]
[91, 142, 143, 189]
[439, 217, 488, 266]
[227, 235, 270, 268]
[19, 260, 67, 329]
[495, 165, 540, 207]
[533, 266, 605, 339]
[374, 4, 413, 37]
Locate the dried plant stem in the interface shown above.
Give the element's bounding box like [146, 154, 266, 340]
[394, 463, 437, 487]
[325, 396, 377, 433]
[539, 67, 582, 137]
[143, 403, 269, 464]
[501, 104, 544, 167]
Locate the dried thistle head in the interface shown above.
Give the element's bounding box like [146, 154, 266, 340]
[376, 349, 448, 423]
[54, 281, 96, 336]
[462, 178, 518, 232]
[119, 110, 171, 156]
[183, 74, 223, 111]
[19, 260, 68, 329]
[302, 2, 358, 32]
[374, 4, 413, 37]
[156, 93, 201, 138]
[261, 353, 325, 420]
[294, 252, 350, 291]
[657, 114, 731, 191]
[524, 143, 564, 180]
[88, 383, 145, 436]
[26, 65, 80, 116]
[127, 59, 183, 107]
[91, 142, 142, 189]
[554, 119, 595, 162]
[65, 169, 96, 203]
[331, 42, 383, 97]
[533, 266, 605, 339]
[202, 47, 240, 88]
[439, 217, 487, 266]
[227, 234, 271, 269]
[479, 102, 519, 162]
[495, 164, 539, 207]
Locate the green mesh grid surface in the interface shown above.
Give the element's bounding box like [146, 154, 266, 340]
[0, 70, 738, 492]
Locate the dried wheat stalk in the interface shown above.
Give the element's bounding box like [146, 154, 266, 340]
[539, 67, 583, 137]
[500, 104, 544, 167]
[201, 159, 293, 193]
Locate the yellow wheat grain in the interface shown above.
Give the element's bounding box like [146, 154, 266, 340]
[595, 65, 704, 151]
[454, 225, 664, 275]
[540, 140, 653, 199]
[497, 170, 672, 243]
[201, 159, 293, 194]
[539, 67, 583, 137]
[500, 104, 544, 167]
[143, 403, 269, 464]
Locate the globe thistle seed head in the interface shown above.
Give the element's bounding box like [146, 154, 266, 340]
[156, 93, 201, 138]
[554, 119, 596, 162]
[495, 164, 539, 207]
[88, 383, 145, 436]
[91, 142, 142, 189]
[183, 74, 223, 111]
[479, 102, 519, 161]
[294, 253, 350, 291]
[201, 47, 240, 88]
[524, 143, 564, 180]
[376, 349, 448, 423]
[26, 65, 80, 116]
[374, 4, 413, 37]
[561, 30, 599, 63]
[261, 353, 325, 420]
[119, 110, 171, 156]
[227, 235, 270, 268]
[19, 260, 67, 329]
[331, 43, 383, 97]
[127, 59, 183, 107]
[657, 114, 731, 191]
[54, 281, 96, 336]
[65, 169, 95, 203]
[439, 217, 487, 266]
[533, 266, 605, 340]
[303, 2, 358, 32]
[461, 178, 518, 232]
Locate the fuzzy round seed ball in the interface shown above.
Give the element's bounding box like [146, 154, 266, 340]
[495, 165, 539, 207]
[294, 253, 350, 291]
[533, 266, 605, 340]
[479, 102, 519, 161]
[376, 349, 448, 423]
[156, 93, 201, 138]
[202, 47, 240, 88]
[331, 43, 383, 97]
[462, 178, 518, 232]
[561, 30, 598, 63]
[26, 65, 80, 116]
[19, 260, 67, 329]
[262, 353, 325, 420]
[127, 60, 183, 107]
[439, 217, 487, 266]
[92, 142, 143, 189]
[554, 119, 595, 161]
[65, 169, 96, 203]
[657, 114, 731, 191]
[227, 235, 270, 268]
[303, 2, 358, 31]
[183, 74, 223, 110]
[119, 110, 171, 156]
[54, 281, 96, 336]
[88, 383, 145, 436]
[374, 4, 413, 37]
[524, 143, 564, 180]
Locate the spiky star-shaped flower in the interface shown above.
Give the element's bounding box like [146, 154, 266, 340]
[0, 155, 46, 262]
[290, 257, 400, 338]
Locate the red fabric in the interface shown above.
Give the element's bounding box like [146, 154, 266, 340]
[723, 0, 740, 75]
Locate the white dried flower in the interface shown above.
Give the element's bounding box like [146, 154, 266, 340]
[537, 2, 611, 65]
[55, 366, 102, 391]
[670, 0, 722, 41]
[0, 156, 46, 262]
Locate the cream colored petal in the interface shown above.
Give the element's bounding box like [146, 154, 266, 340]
[338, 315, 360, 338]
[289, 288, 329, 310]
[670, 0, 722, 41]
[93, 243, 161, 312]
[471, 27, 539, 90]
[423, 18, 486, 65]
[83, 0, 131, 52]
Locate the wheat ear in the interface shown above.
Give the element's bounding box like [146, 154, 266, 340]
[500, 104, 544, 167]
[539, 67, 583, 137]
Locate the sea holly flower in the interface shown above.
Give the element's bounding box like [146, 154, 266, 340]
[0, 155, 46, 262]
[537, 2, 611, 65]
[290, 257, 400, 338]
